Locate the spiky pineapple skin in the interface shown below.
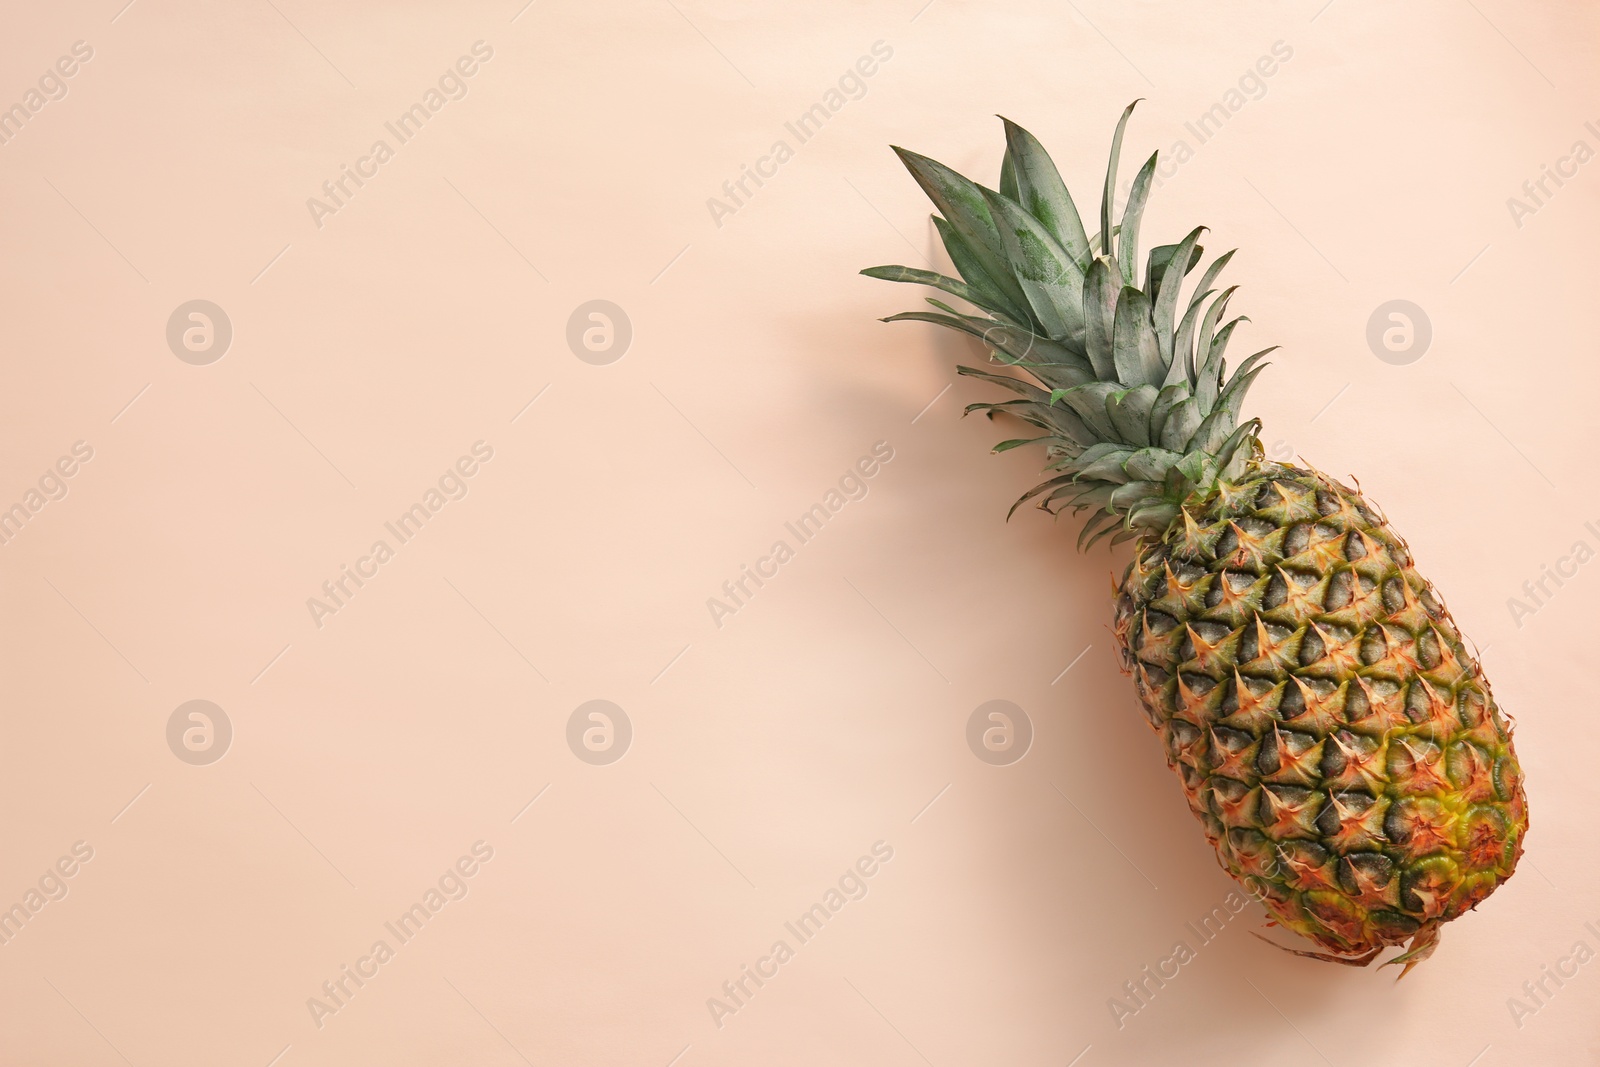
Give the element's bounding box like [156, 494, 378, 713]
[1113, 461, 1527, 959]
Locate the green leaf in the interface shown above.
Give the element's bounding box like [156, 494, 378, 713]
[1083, 256, 1120, 382]
[1213, 347, 1274, 423]
[885, 302, 1090, 390]
[1162, 463, 1194, 500]
[925, 296, 974, 318]
[1175, 450, 1209, 484]
[1007, 355, 1097, 394]
[954, 363, 1052, 404]
[1145, 237, 1204, 300]
[1216, 418, 1261, 468]
[1045, 478, 1105, 506]
[1196, 316, 1248, 414]
[1054, 381, 1121, 440]
[1001, 118, 1093, 266]
[1189, 249, 1236, 307]
[1100, 100, 1141, 258]
[1078, 509, 1119, 551]
[1123, 447, 1184, 482]
[1170, 288, 1213, 387]
[1106, 383, 1159, 446]
[1109, 481, 1162, 511]
[1189, 347, 1268, 456]
[1072, 441, 1131, 467]
[978, 322, 1088, 365]
[893, 147, 1032, 317]
[1194, 286, 1239, 383]
[999, 149, 1019, 202]
[1045, 400, 1097, 445]
[968, 398, 1096, 445]
[1126, 500, 1180, 532]
[861, 265, 1018, 321]
[1148, 382, 1189, 445]
[1076, 449, 1136, 484]
[1158, 397, 1202, 450]
[1112, 287, 1163, 388]
[936, 306, 1094, 385]
[932, 216, 1033, 326]
[1217, 419, 1262, 480]
[1189, 409, 1228, 455]
[1085, 223, 1120, 255]
[993, 435, 1054, 453]
[887, 310, 1048, 369]
[966, 398, 1051, 428]
[1152, 226, 1206, 363]
[1059, 481, 1115, 513]
[1008, 473, 1077, 519]
[980, 187, 1086, 343]
[1116, 152, 1159, 286]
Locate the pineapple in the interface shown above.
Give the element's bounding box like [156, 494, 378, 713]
[864, 102, 1527, 971]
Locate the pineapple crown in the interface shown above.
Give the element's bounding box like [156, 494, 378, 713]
[864, 101, 1273, 550]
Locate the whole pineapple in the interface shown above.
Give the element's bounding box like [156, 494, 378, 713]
[865, 103, 1527, 971]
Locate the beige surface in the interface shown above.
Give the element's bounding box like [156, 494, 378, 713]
[1, 1, 1596, 1064]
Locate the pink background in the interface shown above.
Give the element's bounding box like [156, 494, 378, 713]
[1, 1, 1595, 1064]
